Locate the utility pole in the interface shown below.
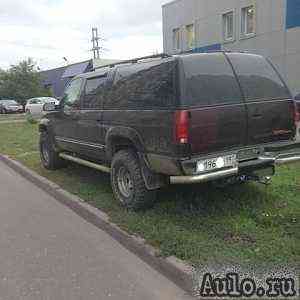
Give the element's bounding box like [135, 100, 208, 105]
[91, 27, 101, 59]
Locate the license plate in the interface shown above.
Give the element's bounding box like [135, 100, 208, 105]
[197, 154, 237, 173]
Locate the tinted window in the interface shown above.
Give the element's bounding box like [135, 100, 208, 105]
[85, 76, 107, 95]
[181, 53, 242, 107]
[227, 53, 290, 102]
[82, 76, 108, 109]
[105, 59, 177, 109]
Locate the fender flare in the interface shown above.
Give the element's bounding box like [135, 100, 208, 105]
[38, 118, 51, 133]
[105, 126, 145, 160]
[106, 127, 166, 190]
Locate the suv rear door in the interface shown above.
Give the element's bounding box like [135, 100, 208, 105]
[179, 53, 248, 155]
[227, 53, 294, 145]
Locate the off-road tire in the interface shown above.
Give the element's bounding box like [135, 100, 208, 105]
[111, 150, 156, 211]
[39, 131, 67, 170]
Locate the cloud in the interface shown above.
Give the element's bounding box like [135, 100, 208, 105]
[0, 0, 167, 69]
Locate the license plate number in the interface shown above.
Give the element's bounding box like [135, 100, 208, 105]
[197, 154, 237, 173]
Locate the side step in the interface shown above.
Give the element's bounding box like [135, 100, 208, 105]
[59, 153, 111, 174]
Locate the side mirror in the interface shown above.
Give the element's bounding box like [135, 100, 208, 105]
[43, 102, 56, 112]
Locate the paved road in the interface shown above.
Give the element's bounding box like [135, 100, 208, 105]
[0, 160, 192, 300]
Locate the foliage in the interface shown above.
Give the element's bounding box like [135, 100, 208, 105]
[0, 58, 52, 106]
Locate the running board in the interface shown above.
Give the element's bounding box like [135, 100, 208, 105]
[59, 153, 111, 174]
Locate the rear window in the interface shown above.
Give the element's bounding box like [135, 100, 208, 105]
[181, 53, 242, 107]
[227, 53, 291, 102]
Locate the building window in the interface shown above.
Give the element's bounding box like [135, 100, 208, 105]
[222, 11, 234, 41]
[186, 24, 195, 49]
[173, 28, 180, 51]
[241, 5, 255, 36]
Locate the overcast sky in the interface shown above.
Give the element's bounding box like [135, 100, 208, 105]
[0, 0, 167, 70]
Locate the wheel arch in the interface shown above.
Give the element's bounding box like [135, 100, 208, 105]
[105, 126, 145, 160]
[106, 127, 166, 190]
[38, 118, 51, 133]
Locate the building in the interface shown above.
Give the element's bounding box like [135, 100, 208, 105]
[40, 60, 93, 98]
[40, 58, 120, 98]
[162, 0, 300, 95]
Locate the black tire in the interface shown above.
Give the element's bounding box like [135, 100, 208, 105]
[39, 131, 67, 170]
[111, 150, 156, 211]
[2, 108, 7, 114]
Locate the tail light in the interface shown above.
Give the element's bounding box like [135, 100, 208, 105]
[174, 110, 190, 144]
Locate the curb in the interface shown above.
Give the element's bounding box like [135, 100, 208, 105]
[0, 154, 195, 295]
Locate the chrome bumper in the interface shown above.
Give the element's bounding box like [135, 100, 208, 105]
[169, 167, 238, 184]
[275, 153, 300, 165]
[169, 152, 300, 185]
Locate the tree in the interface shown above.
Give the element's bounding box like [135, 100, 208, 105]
[0, 58, 52, 106]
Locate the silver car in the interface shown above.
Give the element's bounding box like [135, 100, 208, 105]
[25, 97, 59, 117]
[0, 100, 23, 114]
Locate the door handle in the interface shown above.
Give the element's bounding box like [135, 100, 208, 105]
[252, 113, 262, 119]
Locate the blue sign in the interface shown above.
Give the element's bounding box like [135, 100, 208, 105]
[286, 0, 300, 29]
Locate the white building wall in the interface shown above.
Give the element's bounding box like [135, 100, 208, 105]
[162, 0, 300, 95]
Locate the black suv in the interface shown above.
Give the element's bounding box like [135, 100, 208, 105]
[39, 52, 300, 210]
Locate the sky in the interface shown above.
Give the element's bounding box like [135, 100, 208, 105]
[0, 0, 168, 70]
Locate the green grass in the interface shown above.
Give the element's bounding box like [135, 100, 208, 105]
[0, 122, 299, 268]
[0, 113, 25, 121]
[0, 113, 25, 120]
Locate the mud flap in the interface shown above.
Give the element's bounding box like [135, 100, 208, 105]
[138, 153, 167, 190]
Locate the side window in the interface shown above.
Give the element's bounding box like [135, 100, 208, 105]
[82, 75, 107, 109]
[106, 59, 177, 109]
[63, 78, 83, 108]
[181, 53, 242, 107]
[227, 53, 291, 102]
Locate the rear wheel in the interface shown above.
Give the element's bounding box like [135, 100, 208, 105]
[40, 131, 67, 170]
[111, 150, 156, 211]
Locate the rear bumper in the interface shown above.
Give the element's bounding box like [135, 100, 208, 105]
[169, 167, 238, 184]
[275, 153, 300, 165]
[169, 152, 300, 185]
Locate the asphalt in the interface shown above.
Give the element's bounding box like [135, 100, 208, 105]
[0, 160, 192, 300]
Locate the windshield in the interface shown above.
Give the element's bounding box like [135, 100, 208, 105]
[40, 97, 56, 103]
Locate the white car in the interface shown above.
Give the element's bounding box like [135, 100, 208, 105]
[25, 97, 59, 117]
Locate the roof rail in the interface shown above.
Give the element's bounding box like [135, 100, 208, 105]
[93, 53, 171, 71]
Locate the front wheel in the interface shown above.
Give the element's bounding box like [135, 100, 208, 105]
[111, 150, 156, 211]
[39, 131, 67, 170]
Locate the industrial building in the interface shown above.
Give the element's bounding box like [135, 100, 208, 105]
[162, 0, 300, 95]
[40, 59, 120, 98]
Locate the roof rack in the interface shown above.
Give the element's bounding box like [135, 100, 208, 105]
[93, 53, 171, 71]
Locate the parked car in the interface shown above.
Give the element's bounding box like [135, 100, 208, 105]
[0, 99, 23, 114]
[39, 52, 300, 210]
[25, 97, 59, 117]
